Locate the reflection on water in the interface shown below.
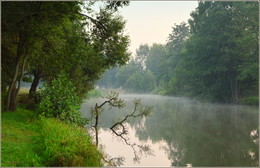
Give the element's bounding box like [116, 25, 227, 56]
[80, 94, 259, 167]
[97, 125, 172, 166]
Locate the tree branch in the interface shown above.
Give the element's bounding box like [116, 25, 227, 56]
[91, 92, 153, 165]
[75, 12, 107, 31]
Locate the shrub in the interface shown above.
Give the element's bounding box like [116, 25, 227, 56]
[34, 117, 102, 167]
[240, 96, 259, 105]
[39, 73, 87, 126]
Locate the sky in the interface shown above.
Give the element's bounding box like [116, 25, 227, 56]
[116, 1, 199, 56]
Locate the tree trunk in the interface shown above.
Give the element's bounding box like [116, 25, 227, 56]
[94, 103, 99, 146]
[5, 2, 43, 111]
[14, 53, 28, 107]
[29, 72, 41, 99]
[8, 85, 18, 111]
[5, 31, 27, 111]
[7, 56, 27, 111]
[6, 64, 20, 111]
[6, 38, 24, 111]
[233, 79, 239, 103]
[230, 74, 239, 103]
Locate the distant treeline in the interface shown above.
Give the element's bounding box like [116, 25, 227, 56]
[98, 1, 259, 103]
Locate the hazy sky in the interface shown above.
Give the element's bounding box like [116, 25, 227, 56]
[117, 1, 199, 56]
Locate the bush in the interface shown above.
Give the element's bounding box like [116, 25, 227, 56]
[39, 73, 87, 126]
[240, 96, 259, 105]
[34, 117, 102, 167]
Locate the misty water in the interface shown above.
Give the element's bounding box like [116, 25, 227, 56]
[80, 94, 259, 167]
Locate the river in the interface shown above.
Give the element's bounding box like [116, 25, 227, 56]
[80, 94, 259, 167]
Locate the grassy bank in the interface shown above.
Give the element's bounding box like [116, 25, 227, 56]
[1, 108, 102, 167]
[239, 96, 259, 106]
[1, 108, 42, 166]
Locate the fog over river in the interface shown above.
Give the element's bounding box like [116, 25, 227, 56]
[80, 94, 259, 167]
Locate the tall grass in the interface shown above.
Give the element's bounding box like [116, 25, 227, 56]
[1, 108, 42, 167]
[1, 108, 102, 167]
[34, 117, 102, 167]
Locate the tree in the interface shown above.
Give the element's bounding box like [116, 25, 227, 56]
[173, 1, 258, 102]
[125, 69, 156, 93]
[135, 44, 150, 69]
[232, 2, 259, 97]
[164, 22, 190, 95]
[2, 1, 83, 110]
[97, 67, 120, 89]
[115, 60, 140, 89]
[2, 1, 50, 111]
[96, 1, 258, 102]
[166, 22, 190, 55]
[2, 1, 130, 110]
[145, 43, 168, 89]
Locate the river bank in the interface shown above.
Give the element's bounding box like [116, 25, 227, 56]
[93, 88, 259, 106]
[1, 107, 102, 167]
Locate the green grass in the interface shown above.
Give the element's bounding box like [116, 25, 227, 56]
[240, 96, 259, 106]
[86, 89, 102, 98]
[18, 88, 30, 94]
[1, 107, 102, 167]
[35, 117, 102, 167]
[1, 108, 42, 167]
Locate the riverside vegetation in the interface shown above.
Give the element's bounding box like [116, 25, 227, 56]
[1, 74, 102, 167]
[2, 75, 152, 167]
[98, 1, 259, 105]
[1, 1, 259, 166]
[1, 1, 130, 167]
[1, 108, 101, 167]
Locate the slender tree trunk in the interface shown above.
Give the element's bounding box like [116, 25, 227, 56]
[230, 76, 239, 103]
[14, 54, 28, 107]
[6, 64, 20, 111]
[6, 37, 24, 111]
[234, 79, 238, 103]
[8, 53, 27, 111]
[29, 72, 41, 99]
[230, 78, 234, 102]
[9, 86, 18, 111]
[94, 103, 99, 146]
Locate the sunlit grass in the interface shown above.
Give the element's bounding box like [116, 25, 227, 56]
[18, 88, 30, 94]
[1, 107, 102, 167]
[35, 117, 102, 166]
[1, 108, 42, 167]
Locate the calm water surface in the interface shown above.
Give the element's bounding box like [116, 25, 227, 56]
[80, 94, 259, 167]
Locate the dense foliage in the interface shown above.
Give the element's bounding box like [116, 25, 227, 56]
[98, 1, 258, 103]
[2, 1, 130, 111]
[1, 1, 130, 166]
[39, 73, 87, 126]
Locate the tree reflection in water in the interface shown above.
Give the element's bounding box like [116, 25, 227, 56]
[133, 96, 259, 167]
[81, 94, 258, 167]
